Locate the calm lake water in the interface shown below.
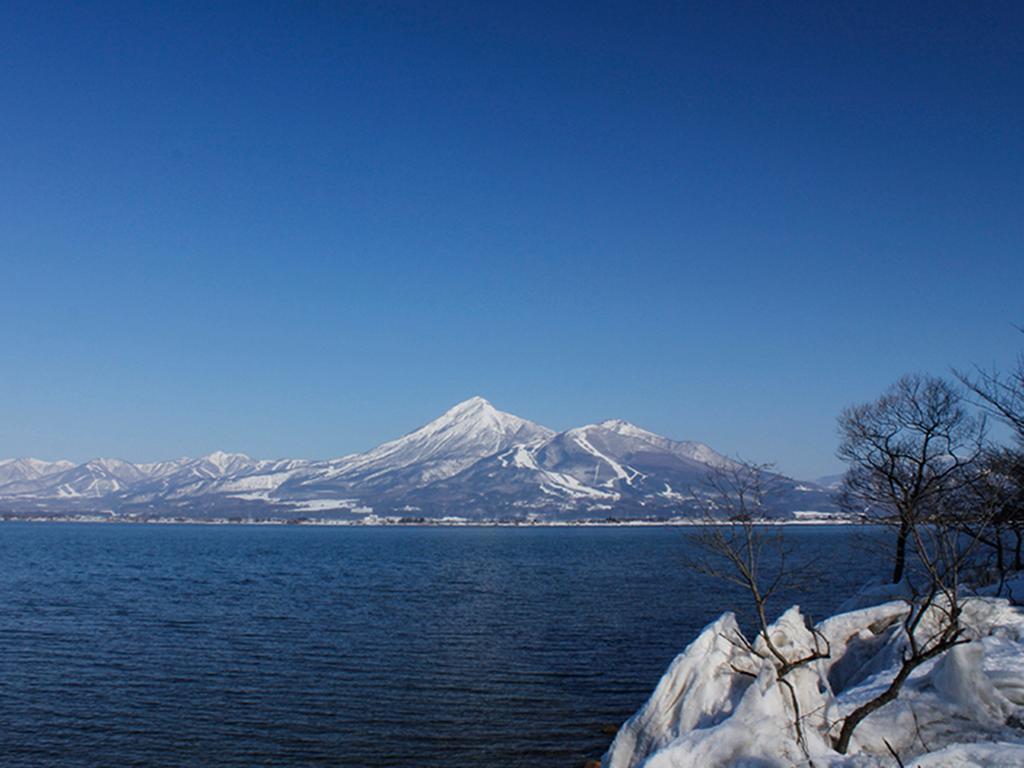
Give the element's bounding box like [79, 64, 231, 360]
[0, 523, 882, 767]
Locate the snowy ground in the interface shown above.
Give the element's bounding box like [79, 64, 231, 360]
[602, 578, 1024, 767]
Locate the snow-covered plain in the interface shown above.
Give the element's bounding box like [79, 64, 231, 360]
[603, 579, 1024, 767]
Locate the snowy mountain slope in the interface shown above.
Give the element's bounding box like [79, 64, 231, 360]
[385, 417, 834, 519]
[0, 452, 298, 502]
[340, 396, 554, 473]
[274, 396, 554, 498]
[534, 420, 733, 491]
[391, 419, 723, 516]
[114, 453, 308, 502]
[0, 397, 838, 519]
[1, 457, 150, 498]
[0, 458, 75, 487]
[394, 441, 621, 517]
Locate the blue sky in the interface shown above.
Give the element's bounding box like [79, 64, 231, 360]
[2, 1, 1021, 479]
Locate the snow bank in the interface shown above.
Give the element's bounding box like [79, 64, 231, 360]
[602, 591, 1024, 767]
[603, 613, 752, 768]
[906, 742, 1024, 767]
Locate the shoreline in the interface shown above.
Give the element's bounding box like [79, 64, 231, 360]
[0, 515, 859, 527]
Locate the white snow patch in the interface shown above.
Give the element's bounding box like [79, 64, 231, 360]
[571, 432, 642, 487]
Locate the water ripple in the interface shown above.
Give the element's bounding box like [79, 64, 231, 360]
[0, 523, 880, 767]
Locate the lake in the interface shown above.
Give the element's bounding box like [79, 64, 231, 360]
[0, 523, 882, 767]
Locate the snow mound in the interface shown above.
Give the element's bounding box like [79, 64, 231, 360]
[907, 742, 1024, 767]
[930, 642, 1016, 726]
[605, 607, 833, 768]
[603, 613, 751, 767]
[602, 592, 1024, 768]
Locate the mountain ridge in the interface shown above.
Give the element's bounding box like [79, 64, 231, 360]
[0, 397, 838, 521]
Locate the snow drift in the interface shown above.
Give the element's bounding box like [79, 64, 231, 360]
[603, 585, 1024, 767]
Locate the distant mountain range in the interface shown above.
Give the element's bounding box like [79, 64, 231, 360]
[0, 397, 838, 522]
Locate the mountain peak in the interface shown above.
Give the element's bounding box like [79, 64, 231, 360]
[443, 396, 495, 418]
[202, 450, 253, 473]
[421, 396, 550, 442]
[327, 397, 554, 485]
[0, 457, 76, 486]
[567, 419, 663, 444]
[87, 457, 134, 471]
[204, 450, 250, 463]
[595, 419, 653, 438]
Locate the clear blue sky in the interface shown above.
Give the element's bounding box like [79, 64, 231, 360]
[2, 1, 1021, 479]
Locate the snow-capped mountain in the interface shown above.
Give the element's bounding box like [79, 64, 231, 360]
[402, 418, 732, 513]
[535, 420, 733, 489]
[0, 457, 75, 486]
[386, 415, 830, 519]
[0, 397, 838, 520]
[0, 457, 149, 498]
[113, 452, 302, 503]
[278, 396, 554, 498]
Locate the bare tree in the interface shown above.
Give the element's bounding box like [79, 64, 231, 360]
[837, 374, 986, 583]
[949, 448, 1024, 580]
[989, 449, 1024, 573]
[954, 335, 1024, 578]
[687, 460, 829, 754]
[832, 512, 989, 753]
[831, 374, 1000, 753]
[686, 454, 991, 757]
[956, 328, 1024, 443]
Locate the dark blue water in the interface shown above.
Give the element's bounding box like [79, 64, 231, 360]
[0, 524, 880, 767]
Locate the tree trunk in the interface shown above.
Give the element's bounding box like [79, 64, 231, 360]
[834, 633, 964, 754]
[996, 527, 1005, 577]
[892, 518, 910, 583]
[1015, 529, 1023, 572]
[834, 661, 914, 753]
